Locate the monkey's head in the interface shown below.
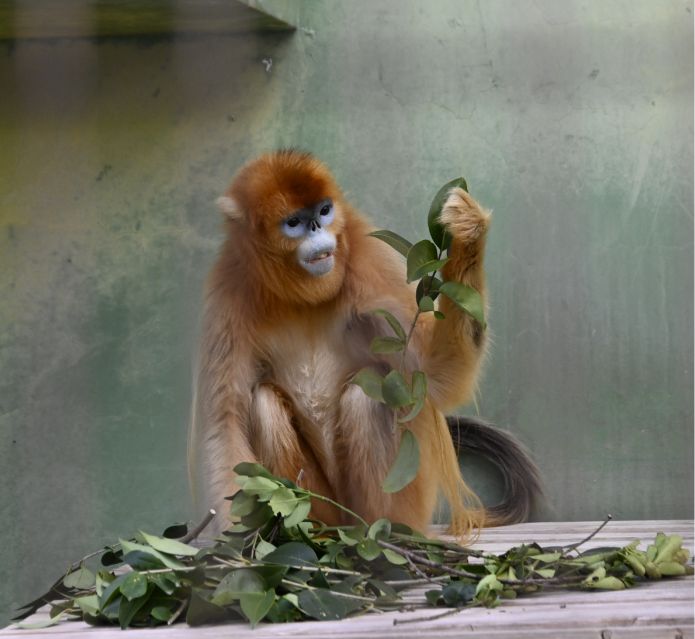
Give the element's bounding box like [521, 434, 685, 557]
[217, 150, 349, 306]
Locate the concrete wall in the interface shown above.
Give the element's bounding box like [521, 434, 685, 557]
[1, 0, 692, 626]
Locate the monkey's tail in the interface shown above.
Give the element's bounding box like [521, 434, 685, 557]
[447, 416, 543, 526]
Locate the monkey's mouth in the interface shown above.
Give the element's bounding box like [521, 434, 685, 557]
[306, 250, 334, 264]
[301, 250, 335, 277]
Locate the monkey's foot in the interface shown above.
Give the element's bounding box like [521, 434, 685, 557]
[440, 187, 491, 244]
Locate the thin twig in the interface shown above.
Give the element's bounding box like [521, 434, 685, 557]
[563, 514, 613, 553]
[377, 540, 479, 579]
[393, 604, 473, 625]
[167, 598, 187, 625]
[307, 491, 369, 528]
[383, 576, 450, 586]
[181, 509, 217, 544]
[405, 555, 440, 585]
[282, 579, 373, 603]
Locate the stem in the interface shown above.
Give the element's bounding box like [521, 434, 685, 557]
[563, 515, 613, 554]
[376, 540, 479, 579]
[405, 555, 441, 585]
[398, 254, 443, 386]
[400, 310, 421, 372]
[181, 509, 217, 544]
[383, 576, 450, 586]
[390, 533, 485, 557]
[303, 490, 370, 528]
[393, 602, 478, 626]
[282, 579, 374, 603]
[167, 599, 187, 625]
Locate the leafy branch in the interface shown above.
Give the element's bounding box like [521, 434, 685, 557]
[15, 465, 693, 630]
[353, 177, 487, 492]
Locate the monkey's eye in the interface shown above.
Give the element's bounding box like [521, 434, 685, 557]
[320, 204, 331, 216]
[287, 217, 301, 228]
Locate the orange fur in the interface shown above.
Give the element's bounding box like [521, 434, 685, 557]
[189, 150, 490, 538]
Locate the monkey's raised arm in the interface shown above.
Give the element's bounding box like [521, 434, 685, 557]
[423, 188, 491, 412]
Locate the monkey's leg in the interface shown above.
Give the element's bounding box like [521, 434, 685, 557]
[333, 385, 434, 529]
[249, 384, 339, 524]
[425, 187, 491, 412]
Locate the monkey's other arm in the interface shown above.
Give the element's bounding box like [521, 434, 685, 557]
[189, 283, 259, 528]
[424, 187, 490, 412]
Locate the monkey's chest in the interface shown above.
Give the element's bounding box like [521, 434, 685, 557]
[261, 323, 355, 427]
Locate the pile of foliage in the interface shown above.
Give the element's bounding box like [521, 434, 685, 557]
[15, 463, 693, 630]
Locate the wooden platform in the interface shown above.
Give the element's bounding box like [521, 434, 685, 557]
[4, 520, 693, 639]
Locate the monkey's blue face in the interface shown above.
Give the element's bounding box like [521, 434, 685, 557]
[281, 199, 337, 277]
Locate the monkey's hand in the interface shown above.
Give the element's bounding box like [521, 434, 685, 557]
[439, 187, 490, 246]
[425, 187, 489, 412]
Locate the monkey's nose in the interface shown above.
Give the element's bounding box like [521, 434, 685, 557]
[309, 220, 321, 232]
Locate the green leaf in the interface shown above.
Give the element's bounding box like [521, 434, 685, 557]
[118, 591, 150, 629]
[268, 486, 302, 517]
[370, 336, 405, 354]
[75, 595, 100, 617]
[368, 229, 413, 257]
[266, 596, 302, 623]
[406, 240, 441, 283]
[383, 549, 408, 565]
[139, 531, 199, 556]
[434, 311, 446, 320]
[212, 569, 266, 605]
[418, 296, 435, 312]
[534, 568, 556, 578]
[356, 538, 382, 561]
[351, 367, 384, 402]
[382, 370, 412, 408]
[416, 275, 442, 303]
[428, 177, 468, 249]
[297, 589, 364, 621]
[253, 565, 288, 589]
[161, 522, 188, 539]
[254, 540, 277, 560]
[240, 502, 274, 529]
[337, 528, 361, 547]
[122, 550, 165, 571]
[368, 518, 392, 540]
[283, 499, 311, 528]
[240, 591, 275, 627]
[476, 574, 504, 595]
[263, 542, 319, 568]
[16, 610, 69, 630]
[186, 590, 235, 626]
[150, 606, 173, 622]
[150, 573, 177, 595]
[372, 309, 407, 340]
[119, 539, 186, 570]
[63, 565, 95, 590]
[438, 281, 486, 328]
[382, 429, 420, 493]
[233, 462, 275, 479]
[120, 572, 147, 601]
[398, 371, 427, 423]
[230, 490, 259, 517]
[442, 581, 476, 606]
[533, 552, 562, 563]
[235, 475, 281, 495]
[99, 572, 130, 607]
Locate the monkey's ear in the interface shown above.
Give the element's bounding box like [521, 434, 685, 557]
[216, 196, 243, 220]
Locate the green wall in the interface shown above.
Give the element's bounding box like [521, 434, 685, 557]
[1, 0, 692, 626]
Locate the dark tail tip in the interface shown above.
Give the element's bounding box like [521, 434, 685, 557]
[447, 415, 544, 526]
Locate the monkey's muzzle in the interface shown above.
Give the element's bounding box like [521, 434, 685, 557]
[301, 250, 335, 277]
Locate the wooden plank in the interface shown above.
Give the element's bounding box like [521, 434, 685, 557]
[2, 520, 692, 639]
[0, 0, 297, 41]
